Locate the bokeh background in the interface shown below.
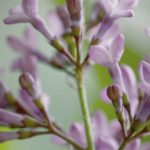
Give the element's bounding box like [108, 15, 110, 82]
[0, 0, 150, 150]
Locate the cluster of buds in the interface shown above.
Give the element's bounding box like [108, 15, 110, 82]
[1, 0, 150, 150]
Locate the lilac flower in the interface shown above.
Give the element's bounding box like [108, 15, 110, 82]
[54, 111, 144, 150]
[48, 7, 71, 37]
[92, 0, 139, 42]
[99, 0, 138, 19]
[4, 0, 54, 41]
[89, 34, 125, 67]
[7, 28, 50, 66]
[89, 33, 125, 90]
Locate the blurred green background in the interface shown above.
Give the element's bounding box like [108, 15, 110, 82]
[0, 0, 150, 150]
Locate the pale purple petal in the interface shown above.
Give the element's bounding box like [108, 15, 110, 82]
[0, 109, 24, 126]
[19, 89, 45, 122]
[145, 28, 150, 39]
[112, 10, 134, 19]
[7, 36, 30, 54]
[31, 16, 54, 41]
[109, 120, 122, 142]
[139, 61, 150, 84]
[95, 137, 118, 150]
[22, 0, 38, 18]
[135, 96, 150, 122]
[4, 5, 30, 24]
[103, 23, 122, 42]
[118, 0, 139, 9]
[89, 45, 112, 66]
[99, 88, 111, 104]
[92, 111, 109, 139]
[126, 139, 141, 150]
[4, 14, 30, 24]
[141, 143, 150, 150]
[121, 65, 137, 99]
[48, 10, 64, 36]
[69, 123, 86, 148]
[94, 17, 114, 41]
[99, 0, 113, 15]
[24, 28, 37, 48]
[11, 55, 38, 78]
[0, 132, 19, 143]
[109, 64, 124, 91]
[121, 65, 138, 115]
[52, 136, 66, 145]
[111, 34, 125, 63]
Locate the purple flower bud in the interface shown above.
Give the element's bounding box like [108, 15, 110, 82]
[19, 89, 45, 122]
[19, 72, 40, 98]
[0, 132, 19, 143]
[66, 0, 83, 24]
[107, 84, 122, 101]
[107, 84, 123, 112]
[0, 109, 24, 127]
[56, 7, 71, 30]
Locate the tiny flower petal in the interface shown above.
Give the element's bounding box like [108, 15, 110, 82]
[135, 96, 150, 122]
[22, 0, 38, 18]
[89, 45, 112, 66]
[111, 34, 125, 63]
[95, 137, 118, 150]
[48, 10, 64, 36]
[69, 123, 86, 147]
[139, 61, 150, 84]
[4, 14, 30, 24]
[141, 143, 150, 150]
[126, 139, 141, 150]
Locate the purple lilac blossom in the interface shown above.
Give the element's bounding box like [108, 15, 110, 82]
[53, 111, 145, 150]
[4, 0, 54, 41]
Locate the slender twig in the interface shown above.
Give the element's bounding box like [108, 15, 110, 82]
[75, 67, 95, 150]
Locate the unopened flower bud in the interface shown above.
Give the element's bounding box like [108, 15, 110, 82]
[19, 72, 36, 97]
[22, 116, 42, 128]
[107, 84, 121, 101]
[107, 84, 123, 113]
[66, 0, 83, 23]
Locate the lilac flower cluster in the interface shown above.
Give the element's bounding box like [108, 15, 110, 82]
[1, 0, 150, 150]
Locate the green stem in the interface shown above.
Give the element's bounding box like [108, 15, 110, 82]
[76, 67, 95, 150]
